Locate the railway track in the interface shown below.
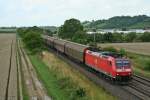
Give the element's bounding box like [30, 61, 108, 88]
[122, 75, 150, 100]
[17, 39, 51, 100]
[133, 74, 150, 87]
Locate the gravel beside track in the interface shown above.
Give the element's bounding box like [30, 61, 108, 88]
[0, 34, 17, 100]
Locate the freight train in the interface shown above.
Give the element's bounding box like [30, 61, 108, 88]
[43, 35, 132, 82]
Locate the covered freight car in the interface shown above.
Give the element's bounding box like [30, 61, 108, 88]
[65, 42, 89, 62]
[42, 35, 56, 48]
[47, 36, 56, 48]
[54, 39, 67, 53]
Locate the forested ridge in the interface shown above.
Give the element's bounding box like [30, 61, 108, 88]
[83, 15, 150, 29]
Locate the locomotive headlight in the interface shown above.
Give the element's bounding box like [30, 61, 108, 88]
[117, 74, 119, 75]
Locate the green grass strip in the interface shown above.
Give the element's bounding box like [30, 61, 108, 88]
[127, 52, 150, 78]
[29, 55, 68, 100]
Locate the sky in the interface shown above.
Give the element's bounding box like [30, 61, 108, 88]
[0, 0, 150, 27]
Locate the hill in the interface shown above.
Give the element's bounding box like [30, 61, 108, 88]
[83, 15, 150, 29]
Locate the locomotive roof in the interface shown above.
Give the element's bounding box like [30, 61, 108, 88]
[100, 51, 122, 58]
[88, 50, 122, 58]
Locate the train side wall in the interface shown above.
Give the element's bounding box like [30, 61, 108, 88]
[53, 39, 67, 53]
[65, 45, 84, 62]
[85, 50, 115, 78]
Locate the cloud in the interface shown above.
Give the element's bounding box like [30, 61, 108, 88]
[0, 0, 150, 26]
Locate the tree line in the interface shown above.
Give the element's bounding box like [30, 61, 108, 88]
[17, 18, 150, 54]
[57, 18, 150, 45]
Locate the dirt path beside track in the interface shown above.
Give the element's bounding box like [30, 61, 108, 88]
[17, 40, 51, 100]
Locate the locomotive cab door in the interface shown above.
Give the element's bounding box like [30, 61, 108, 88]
[104, 58, 113, 77]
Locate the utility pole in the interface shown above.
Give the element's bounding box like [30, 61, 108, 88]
[93, 28, 97, 47]
[57, 28, 59, 39]
[94, 32, 96, 44]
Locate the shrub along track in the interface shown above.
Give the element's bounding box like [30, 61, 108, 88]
[47, 47, 149, 100]
[17, 39, 51, 100]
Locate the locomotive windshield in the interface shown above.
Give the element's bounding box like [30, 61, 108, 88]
[116, 60, 122, 67]
[123, 60, 130, 66]
[116, 60, 130, 68]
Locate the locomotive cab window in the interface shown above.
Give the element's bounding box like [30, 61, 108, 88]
[116, 60, 130, 68]
[116, 60, 122, 68]
[123, 61, 130, 66]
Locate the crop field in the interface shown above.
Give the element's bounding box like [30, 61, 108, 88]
[99, 43, 150, 56]
[0, 33, 17, 99]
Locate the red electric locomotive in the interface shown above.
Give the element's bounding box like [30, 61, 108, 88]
[85, 49, 132, 81]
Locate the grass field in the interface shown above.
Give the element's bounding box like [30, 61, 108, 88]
[99, 43, 150, 78]
[99, 43, 150, 56]
[127, 53, 150, 78]
[29, 51, 116, 100]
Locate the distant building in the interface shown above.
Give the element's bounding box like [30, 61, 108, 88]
[86, 29, 150, 34]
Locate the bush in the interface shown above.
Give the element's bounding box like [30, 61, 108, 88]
[75, 88, 86, 97]
[58, 77, 71, 89]
[144, 61, 150, 71]
[18, 26, 43, 53]
[140, 32, 150, 42]
[119, 48, 127, 56]
[57, 77, 87, 100]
